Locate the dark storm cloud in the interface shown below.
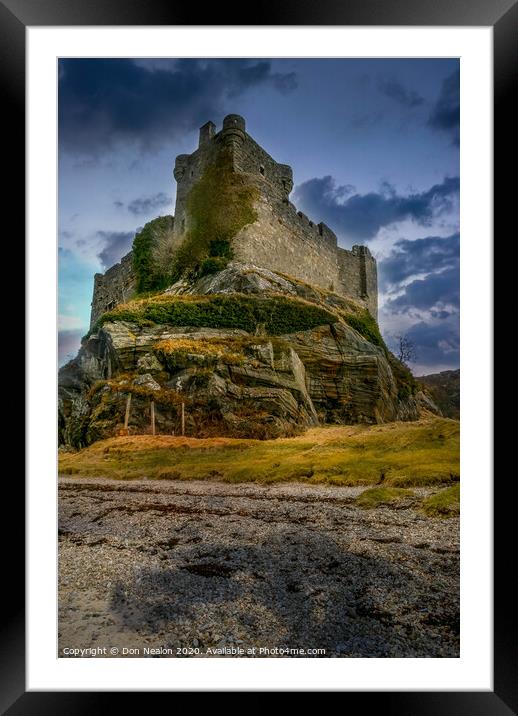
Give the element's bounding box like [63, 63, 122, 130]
[117, 192, 173, 216]
[403, 320, 459, 368]
[428, 69, 460, 145]
[59, 59, 298, 155]
[293, 176, 459, 241]
[384, 266, 459, 315]
[58, 330, 83, 366]
[378, 78, 424, 108]
[381, 233, 460, 370]
[96, 230, 134, 269]
[379, 232, 459, 289]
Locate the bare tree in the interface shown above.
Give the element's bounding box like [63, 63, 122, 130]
[396, 335, 418, 365]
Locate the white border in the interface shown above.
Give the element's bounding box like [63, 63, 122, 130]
[27, 26, 492, 691]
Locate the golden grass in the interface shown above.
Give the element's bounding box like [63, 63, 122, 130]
[153, 336, 253, 366]
[59, 416, 459, 488]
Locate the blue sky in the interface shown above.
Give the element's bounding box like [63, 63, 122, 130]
[58, 58, 460, 374]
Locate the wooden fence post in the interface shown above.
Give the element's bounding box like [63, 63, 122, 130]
[181, 401, 185, 436]
[151, 400, 155, 436]
[124, 393, 132, 430]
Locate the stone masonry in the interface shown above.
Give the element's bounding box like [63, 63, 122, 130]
[90, 252, 136, 328]
[90, 114, 377, 327]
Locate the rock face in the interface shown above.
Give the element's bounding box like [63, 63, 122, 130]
[59, 264, 419, 446]
[417, 369, 460, 419]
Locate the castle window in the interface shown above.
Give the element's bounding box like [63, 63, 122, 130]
[259, 165, 265, 176]
[181, 219, 185, 231]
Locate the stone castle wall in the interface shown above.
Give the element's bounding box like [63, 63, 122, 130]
[90, 252, 136, 328]
[90, 114, 378, 327]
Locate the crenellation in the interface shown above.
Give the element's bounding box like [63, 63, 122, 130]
[318, 222, 338, 249]
[90, 114, 378, 328]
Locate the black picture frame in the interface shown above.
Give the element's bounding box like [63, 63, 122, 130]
[4, 0, 509, 709]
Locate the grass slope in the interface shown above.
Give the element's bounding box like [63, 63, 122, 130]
[59, 416, 459, 489]
[421, 483, 460, 517]
[356, 487, 414, 509]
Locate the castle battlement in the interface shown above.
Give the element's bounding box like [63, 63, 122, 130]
[90, 115, 377, 327]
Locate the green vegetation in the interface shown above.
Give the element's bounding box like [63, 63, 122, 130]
[59, 417, 459, 492]
[356, 486, 414, 509]
[171, 154, 259, 281]
[132, 215, 175, 293]
[344, 310, 385, 349]
[421, 483, 460, 517]
[198, 256, 228, 277]
[94, 292, 337, 336]
[388, 353, 419, 400]
[130, 154, 258, 292]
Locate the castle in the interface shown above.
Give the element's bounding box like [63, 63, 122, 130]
[90, 114, 377, 327]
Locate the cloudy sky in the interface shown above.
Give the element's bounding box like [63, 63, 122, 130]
[58, 58, 459, 374]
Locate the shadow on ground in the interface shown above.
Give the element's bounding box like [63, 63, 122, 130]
[108, 528, 459, 657]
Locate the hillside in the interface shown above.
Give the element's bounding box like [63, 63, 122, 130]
[417, 369, 460, 419]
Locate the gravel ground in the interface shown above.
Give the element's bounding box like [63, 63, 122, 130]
[58, 477, 459, 658]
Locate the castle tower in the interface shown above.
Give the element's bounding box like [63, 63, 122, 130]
[90, 114, 378, 327]
[169, 114, 377, 318]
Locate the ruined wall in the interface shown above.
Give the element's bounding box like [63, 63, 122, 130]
[90, 252, 137, 328]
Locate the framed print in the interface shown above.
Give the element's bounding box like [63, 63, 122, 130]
[4, 0, 511, 708]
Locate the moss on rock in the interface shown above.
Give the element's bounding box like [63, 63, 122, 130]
[132, 215, 175, 293]
[95, 293, 338, 336]
[171, 154, 259, 280]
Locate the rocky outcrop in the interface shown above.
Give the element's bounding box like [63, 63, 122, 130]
[414, 390, 442, 417]
[59, 263, 419, 446]
[417, 369, 460, 419]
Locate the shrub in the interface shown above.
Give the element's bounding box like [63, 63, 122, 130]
[209, 238, 233, 258]
[199, 256, 228, 277]
[96, 293, 337, 336]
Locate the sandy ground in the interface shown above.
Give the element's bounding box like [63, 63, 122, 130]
[58, 477, 459, 658]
